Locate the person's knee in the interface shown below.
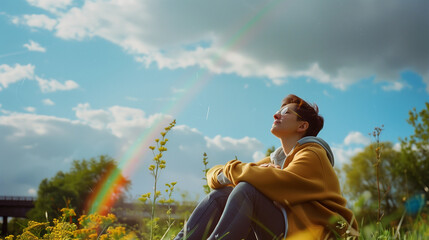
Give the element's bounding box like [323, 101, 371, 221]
[208, 187, 233, 203]
[234, 182, 257, 195]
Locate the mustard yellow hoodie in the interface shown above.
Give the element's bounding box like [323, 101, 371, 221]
[207, 137, 358, 239]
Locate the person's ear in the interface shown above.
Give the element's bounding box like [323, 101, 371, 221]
[297, 121, 309, 133]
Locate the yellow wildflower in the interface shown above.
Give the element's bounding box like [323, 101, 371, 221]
[148, 165, 155, 171]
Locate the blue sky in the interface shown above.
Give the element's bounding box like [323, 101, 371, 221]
[0, 0, 428, 201]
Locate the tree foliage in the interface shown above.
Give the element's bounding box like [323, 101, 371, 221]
[265, 146, 276, 157]
[343, 103, 429, 223]
[28, 155, 130, 221]
[399, 102, 429, 197]
[342, 142, 402, 222]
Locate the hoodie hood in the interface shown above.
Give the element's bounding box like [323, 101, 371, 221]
[270, 136, 335, 167]
[298, 136, 334, 166]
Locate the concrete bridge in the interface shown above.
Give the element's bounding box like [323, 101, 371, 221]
[0, 196, 35, 236]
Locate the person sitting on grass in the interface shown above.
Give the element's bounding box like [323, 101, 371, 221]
[174, 94, 358, 240]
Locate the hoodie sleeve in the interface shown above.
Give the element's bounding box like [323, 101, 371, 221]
[222, 145, 343, 206]
[206, 165, 225, 189]
[255, 156, 271, 165]
[206, 157, 271, 189]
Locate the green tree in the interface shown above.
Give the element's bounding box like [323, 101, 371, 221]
[343, 103, 429, 224]
[399, 102, 429, 199]
[28, 155, 130, 221]
[342, 142, 403, 222]
[265, 146, 276, 157]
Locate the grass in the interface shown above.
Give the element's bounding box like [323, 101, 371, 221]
[4, 210, 428, 239]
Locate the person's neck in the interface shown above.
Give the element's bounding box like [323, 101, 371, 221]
[280, 135, 302, 155]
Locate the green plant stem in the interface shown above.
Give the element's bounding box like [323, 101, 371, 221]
[150, 179, 157, 240]
[150, 140, 162, 240]
[147, 119, 175, 240]
[160, 220, 175, 240]
[376, 160, 381, 222]
[373, 126, 383, 223]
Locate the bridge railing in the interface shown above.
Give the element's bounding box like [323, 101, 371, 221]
[0, 196, 36, 202]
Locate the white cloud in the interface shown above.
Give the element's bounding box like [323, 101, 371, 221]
[174, 124, 201, 135]
[107, 105, 167, 139]
[331, 131, 372, 167]
[382, 81, 409, 91]
[35, 76, 79, 92]
[26, 0, 73, 13]
[0, 104, 10, 115]
[42, 98, 55, 106]
[1, 113, 59, 137]
[393, 142, 401, 152]
[332, 146, 363, 166]
[24, 107, 36, 113]
[23, 40, 46, 52]
[271, 78, 287, 86]
[73, 103, 111, 130]
[323, 90, 332, 97]
[14, 0, 428, 90]
[13, 14, 57, 30]
[28, 188, 37, 196]
[0, 64, 77, 93]
[205, 135, 264, 152]
[344, 131, 371, 146]
[73, 103, 169, 138]
[252, 151, 265, 162]
[0, 64, 35, 90]
[0, 112, 121, 196]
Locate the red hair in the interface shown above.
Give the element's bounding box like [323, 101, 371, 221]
[282, 94, 324, 136]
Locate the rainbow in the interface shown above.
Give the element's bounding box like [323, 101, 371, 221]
[85, 0, 285, 215]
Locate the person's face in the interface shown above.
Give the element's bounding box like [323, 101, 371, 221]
[270, 103, 307, 138]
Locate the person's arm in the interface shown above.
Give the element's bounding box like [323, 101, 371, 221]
[206, 157, 271, 189]
[206, 165, 226, 189]
[217, 172, 232, 185]
[255, 156, 271, 165]
[222, 147, 342, 205]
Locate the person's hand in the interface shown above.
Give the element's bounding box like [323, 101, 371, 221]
[259, 163, 281, 169]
